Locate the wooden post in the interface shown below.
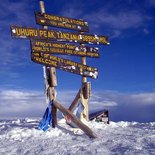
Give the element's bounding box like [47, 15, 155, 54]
[80, 89, 89, 122]
[39, 0, 57, 128]
[53, 100, 97, 138]
[49, 67, 57, 87]
[83, 82, 91, 99]
[81, 33, 89, 121]
[82, 56, 87, 83]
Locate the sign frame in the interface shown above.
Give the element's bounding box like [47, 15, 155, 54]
[31, 52, 98, 79]
[35, 12, 89, 32]
[30, 39, 100, 58]
[11, 25, 109, 45]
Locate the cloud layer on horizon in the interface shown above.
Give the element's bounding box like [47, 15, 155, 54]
[0, 89, 155, 122]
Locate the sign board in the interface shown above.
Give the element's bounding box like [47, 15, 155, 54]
[31, 52, 98, 79]
[31, 39, 99, 58]
[35, 12, 89, 32]
[11, 25, 109, 45]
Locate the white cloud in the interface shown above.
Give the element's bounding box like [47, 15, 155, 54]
[1, 90, 37, 100]
[85, 10, 149, 30]
[93, 91, 155, 106]
[0, 37, 28, 67]
[90, 100, 117, 107]
[0, 90, 80, 118]
[60, 8, 82, 19]
[143, 28, 150, 34]
[60, 1, 83, 18]
[0, 36, 29, 81]
[0, 0, 35, 80]
[1, 89, 155, 120]
[148, 0, 155, 6]
[0, 90, 45, 118]
[0, 0, 35, 26]
[131, 93, 155, 105]
[111, 30, 122, 39]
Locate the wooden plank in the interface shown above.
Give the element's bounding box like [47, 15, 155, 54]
[68, 82, 90, 112]
[31, 52, 98, 79]
[31, 39, 99, 58]
[53, 100, 97, 138]
[11, 25, 109, 45]
[35, 12, 89, 32]
[68, 89, 81, 111]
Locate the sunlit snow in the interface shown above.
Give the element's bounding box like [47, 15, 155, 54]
[0, 118, 155, 155]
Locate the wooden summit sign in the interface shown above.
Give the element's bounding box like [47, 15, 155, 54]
[31, 39, 100, 58]
[11, 25, 109, 45]
[31, 52, 98, 79]
[35, 12, 89, 32]
[10, 0, 110, 138]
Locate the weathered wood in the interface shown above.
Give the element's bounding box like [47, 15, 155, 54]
[35, 12, 89, 32]
[31, 39, 100, 58]
[49, 67, 57, 87]
[39, 0, 57, 128]
[82, 82, 91, 99]
[82, 56, 87, 83]
[53, 100, 97, 138]
[31, 52, 98, 79]
[68, 89, 81, 111]
[39, 1, 46, 16]
[11, 25, 109, 45]
[52, 104, 57, 127]
[68, 83, 90, 121]
[49, 87, 55, 101]
[49, 72, 57, 128]
[68, 88, 89, 121]
[80, 32, 89, 121]
[80, 92, 89, 121]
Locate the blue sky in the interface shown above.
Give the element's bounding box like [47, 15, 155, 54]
[0, 0, 155, 122]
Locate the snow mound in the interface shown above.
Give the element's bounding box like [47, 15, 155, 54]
[0, 118, 155, 155]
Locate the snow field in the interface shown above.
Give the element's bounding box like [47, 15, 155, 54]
[0, 118, 155, 155]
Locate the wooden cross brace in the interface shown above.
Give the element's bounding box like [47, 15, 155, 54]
[53, 100, 97, 138]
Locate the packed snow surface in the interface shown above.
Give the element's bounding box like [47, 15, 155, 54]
[0, 118, 155, 155]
